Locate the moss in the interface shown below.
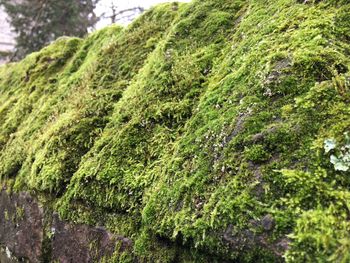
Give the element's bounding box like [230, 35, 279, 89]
[4, 210, 9, 221]
[1, 0, 350, 262]
[244, 144, 271, 163]
[15, 207, 25, 221]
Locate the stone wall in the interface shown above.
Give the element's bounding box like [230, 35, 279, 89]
[0, 188, 132, 262]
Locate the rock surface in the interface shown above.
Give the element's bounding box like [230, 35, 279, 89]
[0, 188, 130, 262]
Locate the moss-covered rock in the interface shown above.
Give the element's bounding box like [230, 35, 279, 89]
[1, 0, 350, 262]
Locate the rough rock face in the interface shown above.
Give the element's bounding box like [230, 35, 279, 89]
[0, 189, 43, 262]
[0, 188, 130, 262]
[51, 214, 132, 263]
[1, 0, 350, 262]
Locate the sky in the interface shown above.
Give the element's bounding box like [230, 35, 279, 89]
[95, 0, 191, 28]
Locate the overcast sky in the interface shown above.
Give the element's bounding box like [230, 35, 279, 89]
[95, 0, 191, 28]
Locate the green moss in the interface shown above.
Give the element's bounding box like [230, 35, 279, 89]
[244, 144, 271, 163]
[1, 0, 350, 262]
[4, 210, 9, 221]
[15, 207, 25, 221]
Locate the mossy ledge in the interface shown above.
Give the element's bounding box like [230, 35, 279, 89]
[1, 0, 350, 262]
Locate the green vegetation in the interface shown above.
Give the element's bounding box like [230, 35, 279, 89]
[1, 0, 350, 262]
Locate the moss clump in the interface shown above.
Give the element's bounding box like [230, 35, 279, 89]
[244, 144, 271, 163]
[1, 0, 350, 262]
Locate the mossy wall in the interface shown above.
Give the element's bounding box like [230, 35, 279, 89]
[1, 0, 350, 262]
